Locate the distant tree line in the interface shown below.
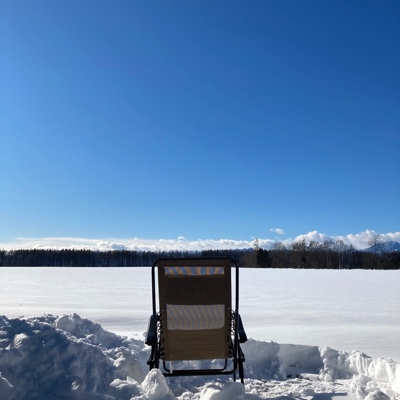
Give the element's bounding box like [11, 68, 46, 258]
[0, 241, 399, 269]
[253, 240, 400, 270]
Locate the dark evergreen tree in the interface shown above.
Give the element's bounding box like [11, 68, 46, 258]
[257, 249, 271, 268]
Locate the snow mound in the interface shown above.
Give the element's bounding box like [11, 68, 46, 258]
[0, 314, 399, 400]
[0, 314, 145, 400]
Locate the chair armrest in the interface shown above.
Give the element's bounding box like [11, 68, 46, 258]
[237, 314, 247, 343]
[145, 315, 157, 346]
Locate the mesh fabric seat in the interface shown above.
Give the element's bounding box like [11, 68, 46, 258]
[146, 257, 247, 383]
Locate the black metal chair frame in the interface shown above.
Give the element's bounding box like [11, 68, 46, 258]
[146, 257, 247, 383]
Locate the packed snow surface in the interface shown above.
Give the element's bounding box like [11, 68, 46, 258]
[0, 314, 399, 400]
[0, 268, 399, 399]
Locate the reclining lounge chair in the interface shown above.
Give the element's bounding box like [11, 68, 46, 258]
[146, 257, 247, 383]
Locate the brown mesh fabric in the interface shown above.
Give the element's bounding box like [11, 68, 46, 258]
[158, 258, 232, 361]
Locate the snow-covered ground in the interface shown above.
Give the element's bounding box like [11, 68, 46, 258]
[0, 267, 399, 399]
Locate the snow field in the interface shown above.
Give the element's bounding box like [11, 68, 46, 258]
[0, 267, 399, 399]
[1, 268, 399, 360]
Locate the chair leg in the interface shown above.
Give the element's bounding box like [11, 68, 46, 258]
[238, 343, 245, 384]
[147, 343, 159, 370]
[147, 350, 154, 370]
[238, 359, 244, 384]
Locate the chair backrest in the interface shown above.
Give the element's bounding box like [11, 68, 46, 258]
[156, 258, 234, 361]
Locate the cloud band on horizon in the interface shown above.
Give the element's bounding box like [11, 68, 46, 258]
[1, 230, 399, 252]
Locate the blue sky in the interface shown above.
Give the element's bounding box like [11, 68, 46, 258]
[1, 1, 399, 249]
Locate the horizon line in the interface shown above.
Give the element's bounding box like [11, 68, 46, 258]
[1, 230, 399, 252]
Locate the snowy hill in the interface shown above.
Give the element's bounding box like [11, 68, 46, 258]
[364, 241, 400, 253]
[0, 314, 399, 400]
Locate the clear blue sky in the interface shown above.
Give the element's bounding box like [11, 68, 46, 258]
[1, 0, 399, 246]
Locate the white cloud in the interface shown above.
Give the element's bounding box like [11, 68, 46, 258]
[291, 230, 400, 250]
[1, 231, 399, 252]
[270, 228, 285, 235]
[293, 231, 331, 244]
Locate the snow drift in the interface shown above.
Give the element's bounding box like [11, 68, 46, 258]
[0, 314, 398, 400]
